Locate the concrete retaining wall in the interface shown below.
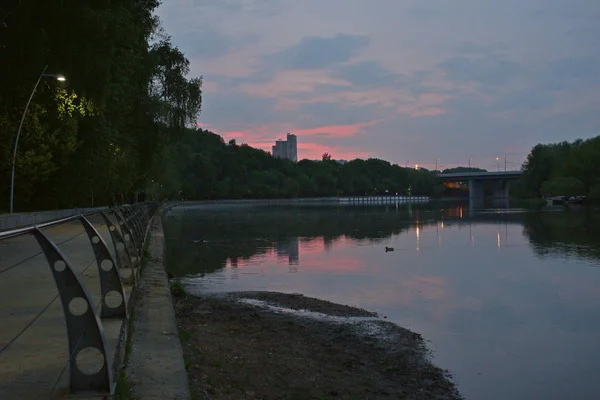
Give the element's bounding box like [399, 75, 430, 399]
[0, 206, 108, 231]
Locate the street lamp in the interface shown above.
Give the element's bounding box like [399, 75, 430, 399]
[10, 65, 66, 213]
[496, 157, 500, 172]
[468, 156, 473, 168]
[435, 157, 439, 172]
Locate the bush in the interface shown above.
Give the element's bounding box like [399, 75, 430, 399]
[540, 177, 585, 197]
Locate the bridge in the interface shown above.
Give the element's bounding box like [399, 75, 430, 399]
[437, 171, 522, 201]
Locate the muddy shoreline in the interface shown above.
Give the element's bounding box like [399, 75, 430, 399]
[175, 291, 462, 400]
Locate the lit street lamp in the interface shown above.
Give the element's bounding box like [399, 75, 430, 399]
[496, 157, 500, 172]
[10, 65, 66, 213]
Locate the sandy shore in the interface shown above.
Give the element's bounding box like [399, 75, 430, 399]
[174, 291, 462, 400]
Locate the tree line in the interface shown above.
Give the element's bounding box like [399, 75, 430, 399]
[0, 0, 447, 211]
[154, 129, 444, 200]
[516, 136, 600, 199]
[1, 0, 201, 212]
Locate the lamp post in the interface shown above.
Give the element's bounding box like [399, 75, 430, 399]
[435, 157, 439, 172]
[10, 65, 66, 213]
[496, 157, 500, 172]
[468, 156, 473, 168]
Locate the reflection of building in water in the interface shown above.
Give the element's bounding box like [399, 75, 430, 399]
[323, 236, 333, 252]
[276, 237, 299, 266]
[230, 256, 239, 279]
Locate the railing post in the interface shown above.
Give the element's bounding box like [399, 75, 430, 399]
[112, 208, 140, 268]
[100, 211, 137, 285]
[79, 215, 127, 319]
[125, 206, 142, 246]
[129, 205, 144, 245]
[31, 228, 113, 395]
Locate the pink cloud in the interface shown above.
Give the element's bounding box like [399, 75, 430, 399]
[297, 142, 369, 160]
[212, 119, 383, 161]
[291, 120, 384, 138]
[239, 69, 350, 97]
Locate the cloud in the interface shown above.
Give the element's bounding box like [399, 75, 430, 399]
[404, 7, 436, 19]
[548, 55, 600, 84]
[456, 42, 510, 56]
[331, 61, 403, 87]
[438, 55, 526, 86]
[263, 34, 370, 70]
[296, 101, 392, 130]
[156, 0, 600, 171]
[175, 29, 259, 58]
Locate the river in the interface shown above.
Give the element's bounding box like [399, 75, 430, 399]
[164, 201, 600, 400]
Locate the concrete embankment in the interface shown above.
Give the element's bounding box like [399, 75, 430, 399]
[124, 214, 190, 399]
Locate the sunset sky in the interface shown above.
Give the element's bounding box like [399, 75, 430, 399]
[157, 0, 600, 171]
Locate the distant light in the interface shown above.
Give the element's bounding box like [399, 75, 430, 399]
[56, 75, 66, 81]
[415, 164, 419, 170]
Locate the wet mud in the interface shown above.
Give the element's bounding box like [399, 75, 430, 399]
[175, 291, 462, 400]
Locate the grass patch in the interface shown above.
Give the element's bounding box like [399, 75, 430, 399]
[114, 370, 136, 400]
[114, 303, 137, 399]
[170, 279, 187, 298]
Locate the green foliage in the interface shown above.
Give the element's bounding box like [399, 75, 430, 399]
[170, 279, 187, 298]
[1, 0, 201, 211]
[154, 129, 444, 200]
[519, 136, 600, 198]
[1, 0, 444, 209]
[442, 167, 487, 173]
[540, 177, 585, 197]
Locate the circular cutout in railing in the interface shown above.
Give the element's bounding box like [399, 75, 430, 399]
[54, 260, 66, 272]
[76, 347, 105, 375]
[105, 290, 123, 308]
[100, 259, 113, 271]
[120, 268, 133, 279]
[68, 297, 88, 316]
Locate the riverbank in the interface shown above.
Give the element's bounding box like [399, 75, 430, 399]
[174, 290, 462, 400]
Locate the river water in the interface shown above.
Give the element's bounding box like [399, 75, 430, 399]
[164, 202, 600, 400]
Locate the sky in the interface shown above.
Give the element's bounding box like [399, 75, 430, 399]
[156, 0, 600, 171]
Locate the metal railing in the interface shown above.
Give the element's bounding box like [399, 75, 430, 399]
[0, 203, 157, 397]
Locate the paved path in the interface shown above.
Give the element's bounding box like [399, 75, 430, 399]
[125, 216, 190, 400]
[0, 214, 133, 399]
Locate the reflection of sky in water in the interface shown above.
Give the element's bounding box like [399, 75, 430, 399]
[178, 214, 600, 400]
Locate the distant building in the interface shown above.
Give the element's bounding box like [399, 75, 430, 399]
[272, 133, 297, 162]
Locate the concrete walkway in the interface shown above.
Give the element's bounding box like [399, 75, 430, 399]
[125, 216, 190, 399]
[0, 214, 132, 399]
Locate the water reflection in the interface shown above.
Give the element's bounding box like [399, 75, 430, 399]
[164, 203, 600, 400]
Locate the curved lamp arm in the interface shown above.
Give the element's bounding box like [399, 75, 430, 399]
[9, 65, 48, 213]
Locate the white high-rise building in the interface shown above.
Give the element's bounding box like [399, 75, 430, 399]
[272, 133, 297, 162]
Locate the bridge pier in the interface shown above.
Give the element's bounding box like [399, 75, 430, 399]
[492, 180, 510, 200]
[468, 180, 484, 202]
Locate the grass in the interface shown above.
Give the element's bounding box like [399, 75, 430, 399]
[115, 226, 149, 399]
[170, 279, 187, 298]
[114, 371, 135, 400]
